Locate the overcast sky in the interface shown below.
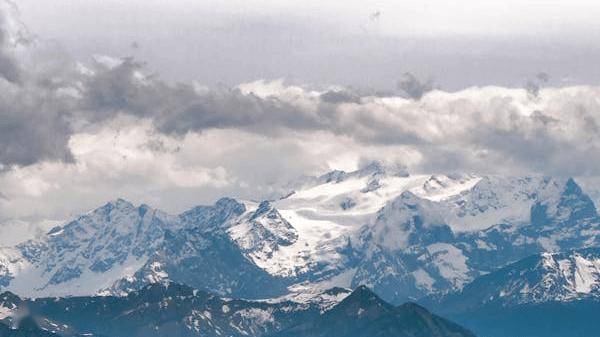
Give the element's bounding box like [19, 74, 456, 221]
[1, 0, 600, 241]
[14, 0, 600, 89]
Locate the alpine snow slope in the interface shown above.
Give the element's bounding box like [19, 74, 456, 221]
[1, 162, 599, 305]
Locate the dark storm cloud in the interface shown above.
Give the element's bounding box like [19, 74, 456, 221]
[76, 62, 444, 146]
[0, 87, 73, 167]
[79, 59, 325, 136]
[0, 4, 75, 167]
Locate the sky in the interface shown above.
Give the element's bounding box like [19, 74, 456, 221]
[1, 0, 600, 241]
[14, 0, 600, 89]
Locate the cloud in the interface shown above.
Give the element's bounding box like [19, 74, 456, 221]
[396, 72, 434, 100]
[2, 14, 600, 180]
[3, 1, 600, 229]
[524, 72, 550, 99]
[0, 2, 77, 167]
[0, 83, 74, 166]
[0, 120, 230, 220]
[0, 122, 341, 222]
[320, 90, 361, 104]
[3, 23, 600, 178]
[0, 1, 22, 83]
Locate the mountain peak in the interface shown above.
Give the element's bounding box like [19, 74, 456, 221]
[215, 197, 244, 208]
[336, 285, 391, 312]
[354, 161, 409, 177]
[356, 161, 386, 176]
[179, 197, 246, 230]
[563, 177, 585, 197]
[399, 190, 419, 200]
[354, 284, 373, 292]
[104, 198, 136, 210]
[386, 190, 430, 211]
[0, 290, 21, 303]
[254, 200, 273, 215]
[348, 285, 378, 300]
[231, 199, 298, 254]
[318, 169, 347, 183]
[279, 285, 476, 337]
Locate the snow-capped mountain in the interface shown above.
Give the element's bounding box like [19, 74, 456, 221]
[428, 248, 600, 337]
[0, 199, 180, 297]
[1, 162, 599, 306]
[103, 198, 288, 299]
[263, 165, 481, 284]
[352, 176, 600, 302]
[436, 248, 600, 309]
[228, 201, 299, 273]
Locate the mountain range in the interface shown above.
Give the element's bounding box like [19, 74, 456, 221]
[2, 162, 600, 336]
[428, 248, 600, 337]
[0, 283, 475, 337]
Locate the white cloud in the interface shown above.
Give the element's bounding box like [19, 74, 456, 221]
[2, 65, 600, 220]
